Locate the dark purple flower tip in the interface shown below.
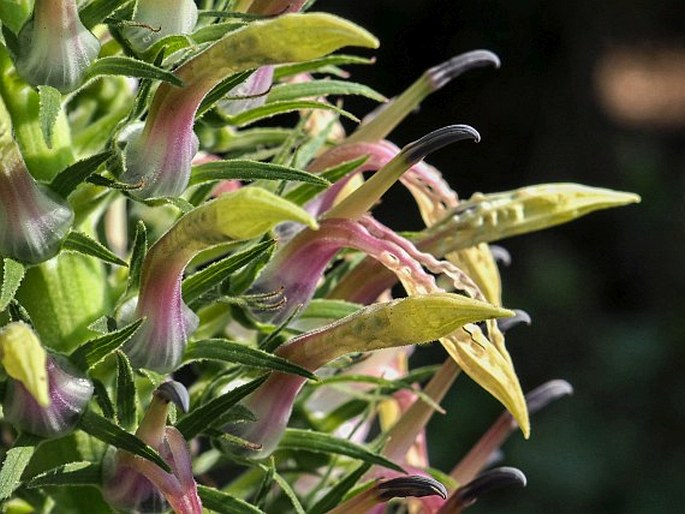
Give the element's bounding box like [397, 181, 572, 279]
[154, 381, 190, 413]
[378, 475, 448, 501]
[489, 245, 511, 266]
[427, 50, 501, 91]
[455, 467, 527, 506]
[3, 354, 93, 438]
[496, 309, 532, 333]
[525, 379, 574, 416]
[402, 125, 480, 166]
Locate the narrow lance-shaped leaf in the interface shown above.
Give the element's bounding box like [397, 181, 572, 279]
[197, 485, 266, 514]
[189, 159, 329, 187]
[0, 258, 25, 312]
[37, 85, 61, 148]
[70, 318, 144, 371]
[62, 231, 128, 267]
[25, 462, 102, 489]
[115, 351, 138, 431]
[84, 56, 184, 86]
[0, 434, 42, 500]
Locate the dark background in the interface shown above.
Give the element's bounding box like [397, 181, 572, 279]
[321, 1, 685, 512]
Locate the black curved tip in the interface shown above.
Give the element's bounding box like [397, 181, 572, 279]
[403, 125, 480, 165]
[525, 379, 573, 415]
[154, 380, 190, 413]
[427, 50, 501, 91]
[497, 309, 532, 333]
[378, 475, 448, 501]
[456, 467, 527, 505]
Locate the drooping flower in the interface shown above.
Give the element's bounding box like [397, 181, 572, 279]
[0, 322, 93, 438]
[122, 188, 318, 372]
[223, 293, 512, 458]
[14, 0, 100, 93]
[123, 0, 198, 53]
[103, 381, 202, 514]
[120, 13, 378, 198]
[0, 99, 73, 264]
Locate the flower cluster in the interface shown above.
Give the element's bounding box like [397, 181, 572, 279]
[0, 2, 638, 514]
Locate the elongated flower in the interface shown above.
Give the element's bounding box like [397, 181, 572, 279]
[123, 188, 317, 372]
[1, 322, 93, 438]
[0, 99, 73, 264]
[244, 0, 307, 15]
[123, 0, 198, 53]
[437, 467, 527, 514]
[14, 0, 100, 93]
[103, 381, 201, 514]
[120, 13, 378, 198]
[224, 293, 512, 458]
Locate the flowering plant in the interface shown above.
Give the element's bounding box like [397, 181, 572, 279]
[0, 1, 638, 513]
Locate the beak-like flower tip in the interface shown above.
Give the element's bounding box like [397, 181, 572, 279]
[497, 309, 532, 333]
[154, 381, 190, 413]
[14, 0, 100, 93]
[402, 125, 480, 166]
[378, 475, 449, 501]
[525, 379, 573, 416]
[427, 49, 501, 91]
[456, 467, 527, 505]
[489, 245, 512, 266]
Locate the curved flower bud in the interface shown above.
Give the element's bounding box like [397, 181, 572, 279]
[121, 13, 378, 198]
[14, 0, 100, 93]
[224, 293, 511, 458]
[123, 0, 198, 53]
[1, 322, 93, 438]
[245, 0, 307, 15]
[103, 381, 202, 514]
[123, 188, 317, 372]
[0, 99, 73, 264]
[438, 467, 526, 514]
[218, 66, 274, 116]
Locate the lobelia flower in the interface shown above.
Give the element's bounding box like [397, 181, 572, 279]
[223, 292, 512, 458]
[120, 13, 378, 198]
[0, 322, 93, 438]
[0, 98, 73, 264]
[122, 187, 318, 373]
[14, 0, 100, 93]
[103, 381, 202, 514]
[122, 0, 198, 54]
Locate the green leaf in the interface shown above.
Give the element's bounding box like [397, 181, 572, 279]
[1, 258, 25, 312]
[115, 351, 138, 431]
[184, 339, 316, 380]
[78, 410, 170, 472]
[80, 0, 130, 29]
[49, 151, 113, 198]
[70, 318, 144, 371]
[126, 221, 147, 294]
[37, 86, 61, 149]
[176, 375, 269, 439]
[308, 462, 371, 514]
[315, 399, 369, 433]
[189, 160, 329, 187]
[182, 240, 275, 304]
[92, 379, 116, 419]
[224, 100, 359, 127]
[84, 56, 183, 87]
[273, 54, 374, 80]
[25, 462, 101, 488]
[284, 155, 368, 205]
[278, 429, 404, 473]
[0, 434, 42, 500]
[270, 471, 305, 514]
[268, 80, 385, 103]
[62, 231, 128, 267]
[197, 485, 266, 514]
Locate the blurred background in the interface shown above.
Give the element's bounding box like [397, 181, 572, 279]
[321, 1, 685, 512]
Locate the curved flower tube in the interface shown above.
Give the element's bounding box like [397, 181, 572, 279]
[120, 13, 378, 198]
[0, 98, 73, 264]
[224, 293, 511, 458]
[15, 0, 100, 93]
[1, 322, 93, 439]
[123, 0, 198, 53]
[103, 381, 201, 514]
[123, 188, 317, 372]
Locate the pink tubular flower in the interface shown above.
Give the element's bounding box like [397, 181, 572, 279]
[15, 0, 100, 93]
[103, 381, 202, 514]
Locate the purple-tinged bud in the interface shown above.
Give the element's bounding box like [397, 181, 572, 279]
[14, 0, 100, 93]
[103, 381, 202, 514]
[0, 102, 73, 264]
[439, 467, 526, 514]
[246, 0, 307, 15]
[496, 309, 531, 333]
[120, 13, 378, 198]
[218, 66, 274, 116]
[123, 0, 198, 53]
[4, 352, 93, 439]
